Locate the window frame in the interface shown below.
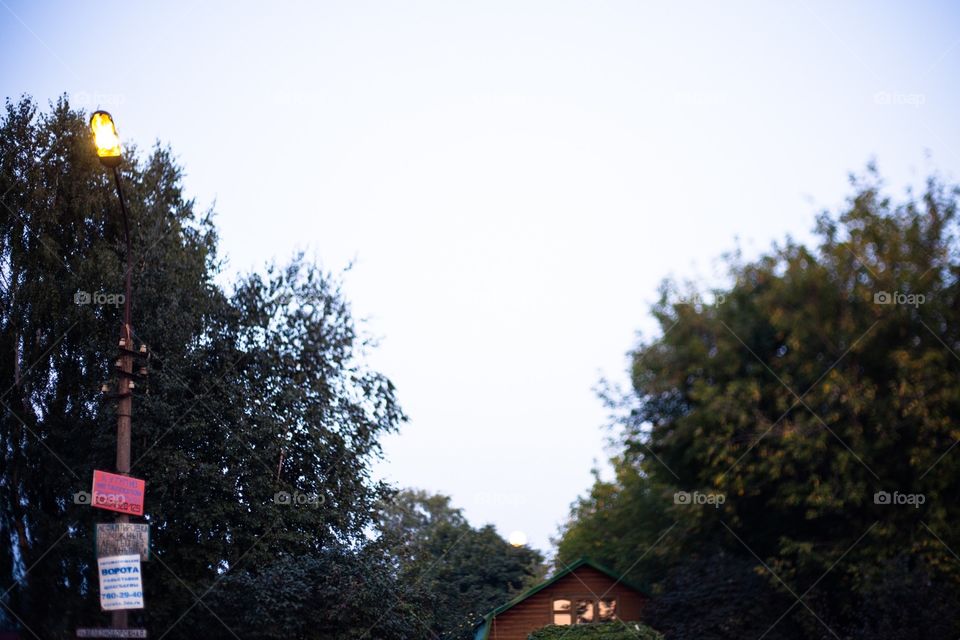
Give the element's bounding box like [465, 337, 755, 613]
[550, 597, 572, 626]
[549, 594, 618, 626]
[596, 596, 618, 622]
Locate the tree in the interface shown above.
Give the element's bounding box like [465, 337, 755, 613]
[644, 552, 806, 640]
[0, 96, 407, 638]
[554, 458, 673, 592]
[847, 554, 960, 640]
[203, 544, 434, 640]
[379, 489, 546, 639]
[557, 168, 960, 638]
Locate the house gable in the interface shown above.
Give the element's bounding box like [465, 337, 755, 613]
[475, 559, 649, 640]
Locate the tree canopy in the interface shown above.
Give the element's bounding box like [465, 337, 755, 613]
[0, 95, 409, 638]
[557, 169, 960, 639]
[0, 96, 548, 640]
[379, 488, 546, 639]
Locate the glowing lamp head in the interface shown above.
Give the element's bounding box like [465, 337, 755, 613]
[508, 530, 527, 547]
[90, 111, 122, 167]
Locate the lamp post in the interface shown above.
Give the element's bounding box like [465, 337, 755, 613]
[91, 110, 138, 630]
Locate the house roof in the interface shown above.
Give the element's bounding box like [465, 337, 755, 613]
[473, 557, 649, 640]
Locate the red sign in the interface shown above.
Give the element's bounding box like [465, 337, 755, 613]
[91, 470, 145, 516]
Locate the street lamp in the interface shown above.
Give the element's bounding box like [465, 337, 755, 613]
[90, 111, 132, 335]
[90, 110, 144, 631]
[91, 111, 122, 167]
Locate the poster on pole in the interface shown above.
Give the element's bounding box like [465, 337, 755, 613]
[97, 554, 144, 611]
[96, 523, 150, 561]
[91, 470, 145, 516]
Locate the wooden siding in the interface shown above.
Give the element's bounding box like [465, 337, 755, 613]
[487, 565, 648, 640]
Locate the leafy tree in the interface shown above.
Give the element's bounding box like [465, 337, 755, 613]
[1, 94, 226, 635]
[555, 458, 673, 592]
[203, 544, 434, 640]
[846, 554, 960, 640]
[558, 169, 960, 638]
[644, 552, 806, 640]
[0, 96, 407, 638]
[379, 489, 546, 639]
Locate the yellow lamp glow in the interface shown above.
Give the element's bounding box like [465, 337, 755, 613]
[90, 111, 122, 167]
[508, 530, 527, 547]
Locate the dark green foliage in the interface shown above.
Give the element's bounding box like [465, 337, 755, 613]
[0, 96, 407, 638]
[379, 489, 546, 639]
[847, 555, 960, 640]
[528, 622, 663, 640]
[645, 552, 806, 640]
[202, 545, 433, 639]
[555, 460, 673, 592]
[558, 169, 960, 638]
[1, 94, 226, 635]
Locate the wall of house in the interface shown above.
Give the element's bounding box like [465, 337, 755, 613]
[486, 566, 648, 640]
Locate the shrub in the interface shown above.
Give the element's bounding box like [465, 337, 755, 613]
[528, 622, 664, 640]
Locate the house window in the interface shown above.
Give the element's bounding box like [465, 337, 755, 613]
[598, 598, 617, 621]
[575, 599, 594, 624]
[552, 597, 617, 625]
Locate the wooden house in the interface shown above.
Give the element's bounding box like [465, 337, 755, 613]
[473, 557, 650, 640]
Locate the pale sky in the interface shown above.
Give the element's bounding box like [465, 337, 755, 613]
[2, 0, 959, 552]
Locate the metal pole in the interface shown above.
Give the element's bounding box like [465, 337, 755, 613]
[111, 166, 132, 631]
[113, 167, 132, 334]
